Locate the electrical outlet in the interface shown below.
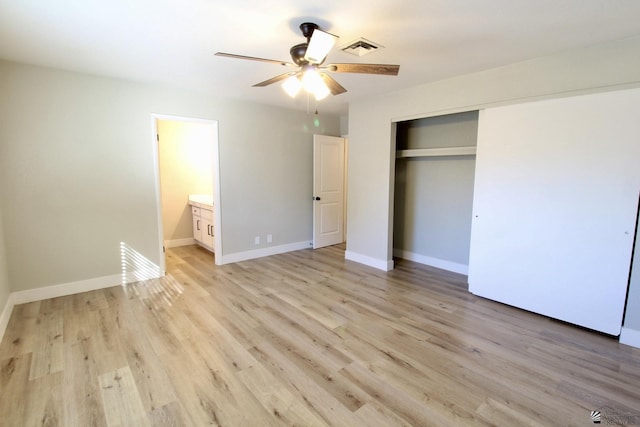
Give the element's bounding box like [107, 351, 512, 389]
[267, 234, 272, 243]
[254, 236, 260, 245]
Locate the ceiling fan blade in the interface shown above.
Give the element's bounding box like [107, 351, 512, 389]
[304, 29, 338, 64]
[326, 63, 400, 76]
[320, 73, 347, 95]
[215, 52, 296, 67]
[253, 72, 296, 87]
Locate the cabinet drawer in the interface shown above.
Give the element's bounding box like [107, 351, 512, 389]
[192, 206, 201, 216]
[200, 208, 213, 220]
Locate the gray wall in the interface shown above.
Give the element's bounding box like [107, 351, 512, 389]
[0, 60, 340, 292]
[394, 112, 478, 267]
[396, 112, 479, 150]
[347, 36, 640, 267]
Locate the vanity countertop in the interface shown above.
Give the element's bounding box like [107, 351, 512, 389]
[188, 194, 213, 209]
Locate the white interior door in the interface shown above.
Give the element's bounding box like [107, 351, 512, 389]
[313, 135, 345, 249]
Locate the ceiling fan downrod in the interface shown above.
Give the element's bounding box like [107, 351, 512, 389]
[299, 22, 319, 42]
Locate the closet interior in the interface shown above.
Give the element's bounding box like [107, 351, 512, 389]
[393, 110, 479, 275]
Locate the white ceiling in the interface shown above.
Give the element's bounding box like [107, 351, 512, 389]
[2, 0, 640, 115]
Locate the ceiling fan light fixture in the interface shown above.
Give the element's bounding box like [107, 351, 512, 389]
[217, 22, 400, 101]
[282, 75, 302, 97]
[302, 68, 330, 100]
[313, 82, 330, 100]
[304, 29, 338, 64]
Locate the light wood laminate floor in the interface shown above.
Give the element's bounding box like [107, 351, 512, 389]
[1, 244, 639, 426]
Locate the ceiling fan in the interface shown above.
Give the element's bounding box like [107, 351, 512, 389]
[215, 22, 400, 100]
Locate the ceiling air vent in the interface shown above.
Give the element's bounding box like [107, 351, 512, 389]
[340, 38, 383, 57]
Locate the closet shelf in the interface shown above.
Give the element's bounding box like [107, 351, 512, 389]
[396, 146, 477, 158]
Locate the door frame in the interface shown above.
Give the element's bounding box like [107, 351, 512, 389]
[151, 113, 222, 273]
[342, 136, 348, 242]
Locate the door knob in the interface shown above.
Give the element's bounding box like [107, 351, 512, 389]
[314, 196, 321, 201]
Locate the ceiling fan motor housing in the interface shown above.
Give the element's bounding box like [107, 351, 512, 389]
[290, 22, 323, 65]
[290, 43, 309, 65]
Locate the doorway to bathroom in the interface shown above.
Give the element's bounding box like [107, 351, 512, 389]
[152, 114, 221, 273]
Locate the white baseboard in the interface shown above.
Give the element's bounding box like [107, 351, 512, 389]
[11, 274, 128, 305]
[620, 327, 640, 349]
[345, 250, 394, 271]
[0, 293, 16, 344]
[0, 270, 163, 344]
[164, 238, 195, 248]
[393, 249, 469, 275]
[220, 241, 312, 264]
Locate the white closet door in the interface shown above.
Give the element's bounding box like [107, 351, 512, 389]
[468, 88, 640, 335]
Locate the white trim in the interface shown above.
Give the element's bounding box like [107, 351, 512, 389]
[0, 293, 16, 343]
[393, 249, 469, 275]
[164, 238, 196, 248]
[221, 241, 312, 264]
[345, 250, 394, 271]
[10, 274, 127, 305]
[211, 121, 223, 266]
[150, 116, 166, 275]
[620, 327, 640, 349]
[390, 83, 640, 124]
